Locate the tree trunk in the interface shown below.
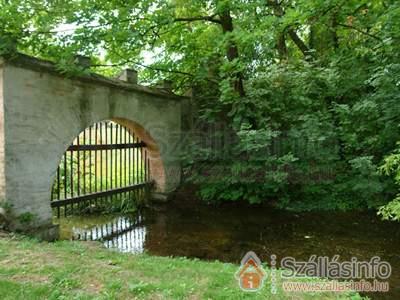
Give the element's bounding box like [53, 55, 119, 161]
[268, 0, 312, 60]
[287, 29, 311, 57]
[219, 10, 246, 97]
[277, 33, 288, 60]
[331, 13, 339, 50]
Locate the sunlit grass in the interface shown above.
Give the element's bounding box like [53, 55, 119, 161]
[0, 232, 366, 299]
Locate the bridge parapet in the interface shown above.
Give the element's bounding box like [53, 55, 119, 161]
[0, 54, 189, 240]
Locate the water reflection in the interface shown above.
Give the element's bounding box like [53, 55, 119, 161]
[61, 214, 146, 254]
[104, 225, 146, 253]
[58, 202, 400, 300]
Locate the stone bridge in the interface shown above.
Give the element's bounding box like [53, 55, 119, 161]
[0, 54, 190, 240]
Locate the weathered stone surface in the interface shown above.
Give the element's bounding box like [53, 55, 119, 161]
[0, 207, 9, 229]
[74, 55, 92, 68]
[151, 192, 171, 203]
[118, 69, 138, 84]
[0, 54, 188, 240]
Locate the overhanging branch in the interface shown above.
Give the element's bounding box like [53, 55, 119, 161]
[337, 23, 382, 41]
[174, 14, 221, 25]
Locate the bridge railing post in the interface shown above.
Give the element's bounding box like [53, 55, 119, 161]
[118, 69, 138, 84]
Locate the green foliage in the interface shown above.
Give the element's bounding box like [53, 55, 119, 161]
[185, 124, 297, 204]
[1, 0, 400, 211]
[378, 143, 400, 221]
[0, 201, 12, 213]
[379, 197, 400, 221]
[17, 212, 36, 225]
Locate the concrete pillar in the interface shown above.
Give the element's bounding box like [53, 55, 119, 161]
[118, 69, 138, 84]
[156, 80, 173, 92]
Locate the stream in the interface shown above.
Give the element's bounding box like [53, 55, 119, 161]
[57, 198, 400, 299]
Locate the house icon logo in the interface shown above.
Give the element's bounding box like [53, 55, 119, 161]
[235, 251, 267, 292]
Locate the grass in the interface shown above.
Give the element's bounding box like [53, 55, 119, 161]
[0, 232, 365, 299]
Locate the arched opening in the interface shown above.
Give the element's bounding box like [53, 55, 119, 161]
[50, 119, 163, 218]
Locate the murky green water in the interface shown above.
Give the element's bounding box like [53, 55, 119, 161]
[57, 199, 400, 299]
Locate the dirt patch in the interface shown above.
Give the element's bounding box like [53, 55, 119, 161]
[83, 279, 104, 294]
[0, 230, 10, 238]
[11, 274, 50, 284]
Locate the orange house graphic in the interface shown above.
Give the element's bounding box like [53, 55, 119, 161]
[235, 251, 267, 291]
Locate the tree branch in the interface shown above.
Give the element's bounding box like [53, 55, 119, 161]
[337, 23, 382, 41]
[174, 15, 221, 25]
[267, 0, 313, 59]
[287, 29, 312, 57]
[219, 10, 246, 97]
[93, 61, 195, 77]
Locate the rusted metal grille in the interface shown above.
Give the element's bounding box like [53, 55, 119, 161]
[50, 121, 151, 217]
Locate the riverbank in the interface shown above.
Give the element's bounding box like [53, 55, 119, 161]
[0, 232, 363, 299]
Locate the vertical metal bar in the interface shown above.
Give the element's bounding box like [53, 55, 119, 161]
[119, 124, 123, 203]
[77, 132, 80, 197]
[95, 123, 98, 197]
[70, 143, 74, 215]
[133, 134, 136, 200]
[100, 122, 103, 192]
[88, 125, 92, 209]
[105, 122, 108, 191]
[50, 167, 54, 215]
[57, 166, 61, 200]
[128, 130, 131, 187]
[124, 127, 128, 201]
[147, 154, 150, 182]
[100, 122, 103, 206]
[136, 136, 140, 201]
[129, 132, 131, 187]
[57, 166, 60, 218]
[83, 128, 86, 195]
[141, 147, 144, 182]
[110, 123, 113, 205]
[76, 132, 81, 213]
[144, 149, 147, 183]
[63, 153, 67, 217]
[89, 125, 92, 194]
[133, 136, 136, 198]
[147, 150, 149, 183]
[143, 149, 146, 199]
[127, 129, 131, 200]
[51, 184, 54, 201]
[79, 129, 83, 211]
[105, 122, 109, 205]
[115, 124, 118, 190]
[64, 152, 68, 199]
[70, 148, 73, 197]
[114, 124, 118, 198]
[120, 124, 123, 190]
[136, 137, 139, 184]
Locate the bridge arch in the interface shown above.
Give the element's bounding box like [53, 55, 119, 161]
[50, 118, 165, 217]
[0, 54, 186, 240]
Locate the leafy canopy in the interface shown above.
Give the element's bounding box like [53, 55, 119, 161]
[1, 0, 400, 213]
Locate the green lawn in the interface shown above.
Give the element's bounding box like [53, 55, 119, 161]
[0, 232, 364, 299]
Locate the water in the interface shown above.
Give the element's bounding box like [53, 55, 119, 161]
[57, 199, 400, 299]
[59, 214, 146, 253]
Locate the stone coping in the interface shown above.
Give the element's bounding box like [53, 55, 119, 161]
[0, 53, 188, 101]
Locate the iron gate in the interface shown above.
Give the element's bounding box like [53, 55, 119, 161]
[51, 121, 152, 217]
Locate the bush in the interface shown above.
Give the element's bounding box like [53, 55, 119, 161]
[378, 144, 400, 221]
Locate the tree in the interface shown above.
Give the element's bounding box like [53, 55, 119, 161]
[1, 0, 400, 212]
